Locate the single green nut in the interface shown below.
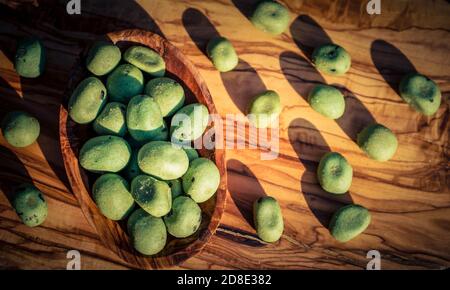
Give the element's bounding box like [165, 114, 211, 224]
[92, 173, 134, 221]
[122, 149, 142, 181]
[68, 76, 107, 124]
[247, 90, 282, 128]
[182, 158, 220, 203]
[106, 64, 144, 103]
[130, 175, 172, 217]
[167, 179, 183, 199]
[1, 111, 40, 148]
[93, 102, 127, 137]
[312, 44, 351, 76]
[329, 204, 371, 242]
[12, 184, 48, 227]
[357, 123, 398, 162]
[399, 73, 442, 116]
[14, 37, 46, 78]
[250, 0, 290, 35]
[183, 147, 199, 162]
[206, 37, 239, 72]
[144, 77, 185, 117]
[85, 41, 121, 76]
[164, 196, 202, 238]
[137, 141, 189, 180]
[170, 103, 209, 143]
[127, 208, 167, 255]
[123, 45, 165, 77]
[308, 84, 345, 119]
[126, 95, 164, 142]
[317, 152, 353, 195]
[79, 135, 131, 173]
[253, 196, 283, 243]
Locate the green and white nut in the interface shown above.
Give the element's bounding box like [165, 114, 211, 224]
[130, 175, 172, 217]
[253, 196, 283, 243]
[12, 184, 48, 227]
[182, 158, 220, 203]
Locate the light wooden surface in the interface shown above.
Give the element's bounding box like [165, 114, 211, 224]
[0, 0, 449, 269]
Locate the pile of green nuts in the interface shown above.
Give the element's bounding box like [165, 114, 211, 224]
[68, 41, 220, 255]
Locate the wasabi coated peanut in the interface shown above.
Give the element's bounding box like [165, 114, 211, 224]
[253, 196, 283, 243]
[170, 103, 209, 143]
[206, 37, 239, 72]
[144, 77, 185, 117]
[357, 123, 398, 162]
[131, 175, 172, 217]
[123, 45, 165, 77]
[308, 85, 345, 119]
[399, 73, 442, 116]
[126, 95, 164, 142]
[127, 208, 167, 255]
[317, 152, 353, 194]
[93, 102, 127, 137]
[247, 90, 282, 128]
[182, 158, 220, 203]
[329, 204, 371, 242]
[92, 173, 134, 220]
[1, 111, 40, 148]
[12, 184, 48, 227]
[107, 64, 144, 103]
[122, 149, 142, 181]
[164, 196, 202, 238]
[86, 41, 121, 76]
[68, 76, 107, 124]
[183, 147, 199, 162]
[250, 0, 290, 35]
[137, 141, 189, 180]
[79, 135, 131, 173]
[167, 179, 183, 199]
[312, 44, 351, 76]
[14, 36, 46, 78]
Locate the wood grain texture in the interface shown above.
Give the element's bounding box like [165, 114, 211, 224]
[59, 29, 227, 269]
[0, 0, 449, 269]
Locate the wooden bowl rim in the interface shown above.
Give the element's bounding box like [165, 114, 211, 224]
[59, 29, 227, 269]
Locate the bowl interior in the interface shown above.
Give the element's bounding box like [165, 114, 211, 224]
[60, 29, 226, 268]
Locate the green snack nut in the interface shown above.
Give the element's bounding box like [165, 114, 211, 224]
[68, 76, 107, 124]
[79, 135, 131, 173]
[317, 152, 353, 195]
[170, 103, 209, 143]
[92, 173, 134, 220]
[12, 184, 47, 227]
[85, 41, 121, 76]
[183, 147, 199, 162]
[93, 102, 127, 137]
[399, 73, 442, 116]
[206, 37, 239, 72]
[253, 196, 283, 243]
[1, 111, 40, 148]
[250, 0, 290, 35]
[312, 44, 351, 76]
[182, 158, 220, 203]
[247, 90, 281, 128]
[164, 196, 202, 238]
[126, 95, 164, 142]
[14, 37, 46, 78]
[329, 204, 371, 242]
[144, 77, 185, 117]
[122, 149, 142, 181]
[357, 123, 398, 162]
[106, 64, 144, 103]
[308, 85, 345, 119]
[130, 175, 172, 217]
[123, 45, 165, 77]
[167, 179, 183, 199]
[138, 141, 189, 180]
[127, 208, 167, 255]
